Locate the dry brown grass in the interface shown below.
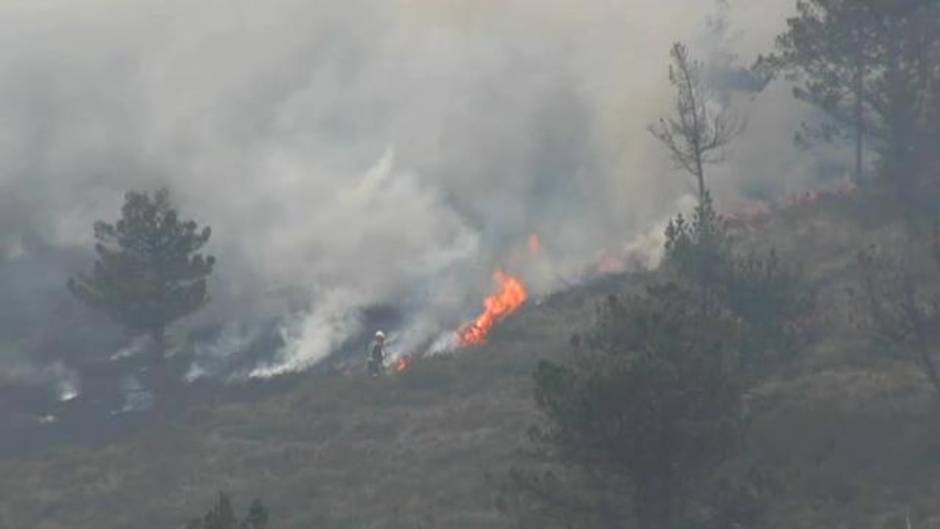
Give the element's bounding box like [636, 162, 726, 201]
[3, 195, 940, 528]
[0, 281, 601, 529]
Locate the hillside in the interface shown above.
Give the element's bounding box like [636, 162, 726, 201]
[1, 193, 939, 529]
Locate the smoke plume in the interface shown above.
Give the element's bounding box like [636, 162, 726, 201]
[0, 0, 830, 380]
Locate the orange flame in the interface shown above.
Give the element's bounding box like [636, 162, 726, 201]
[458, 270, 529, 346]
[394, 356, 412, 372]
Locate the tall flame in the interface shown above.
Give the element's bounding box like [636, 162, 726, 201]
[458, 270, 528, 346]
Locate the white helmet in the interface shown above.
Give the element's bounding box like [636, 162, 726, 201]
[375, 330, 386, 339]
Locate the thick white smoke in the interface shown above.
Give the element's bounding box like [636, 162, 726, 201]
[0, 0, 828, 379]
[248, 288, 365, 379]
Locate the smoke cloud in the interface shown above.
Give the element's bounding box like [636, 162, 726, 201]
[0, 0, 826, 379]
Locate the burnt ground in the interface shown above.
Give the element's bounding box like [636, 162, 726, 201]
[0, 301, 406, 460]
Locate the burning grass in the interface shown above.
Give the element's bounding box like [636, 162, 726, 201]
[2, 194, 940, 528]
[457, 270, 529, 347]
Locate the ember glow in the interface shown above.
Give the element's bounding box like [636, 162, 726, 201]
[457, 271, 529, 347]
[394, 356, 413, 373]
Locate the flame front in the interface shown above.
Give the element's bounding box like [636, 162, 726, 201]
[458, 270, 528, 347]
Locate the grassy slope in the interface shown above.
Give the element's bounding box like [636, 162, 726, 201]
[2, 194, 940, 529]
[0, 280, 601, 529]
[723, 194, 940, 529]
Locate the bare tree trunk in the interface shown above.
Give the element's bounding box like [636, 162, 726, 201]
[695, 159, 706, 204]
[676, 45, 707, 205]
[686, 79, 706, 204]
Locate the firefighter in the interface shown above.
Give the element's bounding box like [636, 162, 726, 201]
[367, 330, 386, 377]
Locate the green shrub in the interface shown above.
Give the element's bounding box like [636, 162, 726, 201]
[664, 193, 816, 370]
[724, 250, 817, 370]
[533, 283, 744, 529]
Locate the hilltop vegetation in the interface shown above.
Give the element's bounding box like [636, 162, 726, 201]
[0, 189, 938, 528]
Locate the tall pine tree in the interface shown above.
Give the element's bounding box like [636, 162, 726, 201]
[757, 0, 940, 190]
[649, 42, 742, 204]
[68, 189, 215, 360]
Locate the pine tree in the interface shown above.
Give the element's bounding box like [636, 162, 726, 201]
[756, 0, 940, 189]
[664, 191, 731, 313]
[665, 195, 816, 368]
[533, 283, 743, 529]
[755, 0, 883, 182]
[68, 189, 215, 359]
[649, 42, 742, 204]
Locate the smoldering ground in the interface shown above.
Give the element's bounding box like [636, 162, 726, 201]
[0, 0, 837, 396]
